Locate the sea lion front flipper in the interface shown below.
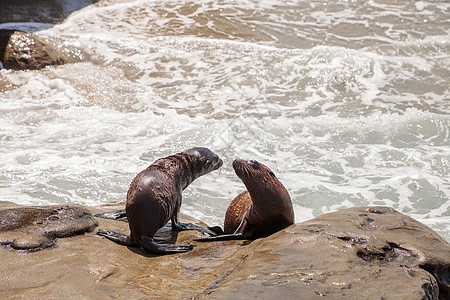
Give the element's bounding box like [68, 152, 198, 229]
[170, 214, 217, 236]
[193, 233, 244, 242]
[97, 229, 135, 246]
[208, 225, 225, 235]
[194, 214, 248, 242]
[94, 209, 128, 222]
[140, 236, 195, 254]
[171, 221, 217, 236]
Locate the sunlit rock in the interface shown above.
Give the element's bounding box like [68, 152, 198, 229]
[0, 30, 66, 70]
[204, 206, 450, 299]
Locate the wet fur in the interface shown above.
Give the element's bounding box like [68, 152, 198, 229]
[97, 147, 222, 254]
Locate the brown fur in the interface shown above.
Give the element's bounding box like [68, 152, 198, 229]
[126, 148, 223, 247]
[224, 191, 252, 234]
[224, 159, 295, 239]
[97, 147, 222, 253]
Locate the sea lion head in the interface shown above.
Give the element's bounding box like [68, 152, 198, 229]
[232, 159, 282, 193]
[184, 147, 223, 175]
[232, 158, 294, 226]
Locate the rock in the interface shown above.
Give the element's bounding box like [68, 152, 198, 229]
[0, 0, 65, 24]
[201, 206, 450, 299]
[0, 204, 98, 251]
[0, 0, 97, 24]
[0, 30, 66, 70]
[0, 203, 448, 299]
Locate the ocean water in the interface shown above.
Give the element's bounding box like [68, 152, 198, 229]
[0, 0, 449, 241]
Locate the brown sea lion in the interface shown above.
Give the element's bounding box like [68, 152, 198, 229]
[196, 159, 294, 241]
[97, 147, 223, 254]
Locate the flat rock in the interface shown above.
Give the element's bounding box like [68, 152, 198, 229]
[0, 202, 448, 299]
[0, 203, 98, 251]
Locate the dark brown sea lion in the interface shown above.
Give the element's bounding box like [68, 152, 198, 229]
[196, 159, 294, 241]
[97, 147, 223, 254]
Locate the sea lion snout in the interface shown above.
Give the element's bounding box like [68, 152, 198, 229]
[214, 157, 223, 169]
[207, 150, 223, 170]
[232, 158, 245, 170]
[187, 147, 223, 171]
[232, 159, 261, 180]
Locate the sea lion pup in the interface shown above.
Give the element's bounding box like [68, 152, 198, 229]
[196, 159, 294, 241]
[97, 147, 223, 254]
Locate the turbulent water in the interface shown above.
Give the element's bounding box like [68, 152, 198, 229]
[1, 0, 449, 241]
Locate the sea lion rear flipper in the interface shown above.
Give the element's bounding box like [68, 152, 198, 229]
[140, 236, 195, 254]
[97, 229, 135, 246]
[195, 214, 248, 242]
[194, 233, 244, 242]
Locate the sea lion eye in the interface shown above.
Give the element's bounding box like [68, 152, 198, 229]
[249, 160, 259, 168]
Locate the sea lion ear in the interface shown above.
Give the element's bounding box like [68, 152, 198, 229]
[269, 171, 275, 178]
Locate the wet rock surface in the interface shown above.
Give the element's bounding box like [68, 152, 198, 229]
[0, 30, 67, 70]
[0, 202, 448, 299]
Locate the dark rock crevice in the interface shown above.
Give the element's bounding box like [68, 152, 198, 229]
[194, 252, 251, 299]
[356, 242, 416, 264]
[420, 263, 450, 300]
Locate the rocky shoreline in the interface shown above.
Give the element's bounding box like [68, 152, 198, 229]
[0, 201, 448, 299]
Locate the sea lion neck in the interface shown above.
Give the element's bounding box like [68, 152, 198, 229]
[175, 154, 197, 190]
[177, 147, 223, 190]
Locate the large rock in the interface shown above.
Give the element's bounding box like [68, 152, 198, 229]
[0, 202, 448, 299]
[0, 30, 66, 70]
[202, 206, 450, 299]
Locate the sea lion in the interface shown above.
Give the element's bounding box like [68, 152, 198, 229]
[196, 159, 294, 241]
[97, 147, 223, 254]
